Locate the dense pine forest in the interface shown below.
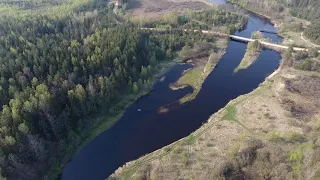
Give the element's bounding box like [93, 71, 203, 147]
[0, 0, 246, 179]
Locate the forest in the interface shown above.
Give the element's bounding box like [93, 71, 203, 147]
[227, 0, 320, 44]
[304, 22, 320, 45]
[228, 0, 320, 21]
[286, 0, 320, 21]
[132, 8, 247, 34]
[0, 0, 244, 179]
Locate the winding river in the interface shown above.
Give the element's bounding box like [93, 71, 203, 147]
[62, 0, 283, 179]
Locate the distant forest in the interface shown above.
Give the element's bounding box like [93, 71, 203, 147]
[286, 0, 320, 21]
[228, 0, 320, 44]
[0, 0, 245, 179]
[228, 0, 320, 21]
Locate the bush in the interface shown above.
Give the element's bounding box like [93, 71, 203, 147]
[284, 132, 306, 143]
[295, 58, 312, 71]
[295, 51, 308, 60]
[266, 131, 285, 142]
[308, 48, 319, 58]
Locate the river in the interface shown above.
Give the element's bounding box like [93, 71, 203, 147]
[61, 0, 283, 179]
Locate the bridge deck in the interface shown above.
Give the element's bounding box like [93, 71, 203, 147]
[141, 28, 318, 52]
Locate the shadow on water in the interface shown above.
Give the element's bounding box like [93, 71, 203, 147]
[62, 1, 283, 179]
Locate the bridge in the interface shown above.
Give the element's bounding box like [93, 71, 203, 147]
[141, 28, 317, 52]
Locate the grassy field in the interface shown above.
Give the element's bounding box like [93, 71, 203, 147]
[109, 67, 320, 180]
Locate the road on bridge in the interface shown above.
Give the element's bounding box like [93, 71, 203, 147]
[141, 28, 320, 53]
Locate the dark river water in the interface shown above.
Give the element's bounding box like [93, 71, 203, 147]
[61, 0, 283, 179]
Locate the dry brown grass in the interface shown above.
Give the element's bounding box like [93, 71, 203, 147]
[109, 67, 320, 180]
[128, 0, 211, 18]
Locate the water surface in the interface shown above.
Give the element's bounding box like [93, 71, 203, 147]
[62, 1, 283, 179]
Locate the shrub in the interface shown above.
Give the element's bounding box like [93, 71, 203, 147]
[285, 132, 306, 143]
[266, 131, 284, 142]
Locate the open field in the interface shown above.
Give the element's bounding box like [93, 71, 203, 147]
[109, 67, 320, 180]
[128, 0, 212, 18]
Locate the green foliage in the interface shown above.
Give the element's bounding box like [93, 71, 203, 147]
[285, 132, 305, 143]
[304, 21, 320, 45]
[184, 8, 247, 32]
[288, 0, 320, 21]
[295, 58, 320, 72]
[223, 105, 237, 122]
[295, 51, 308, 60]
[229, 0, 320, 21]
[308, 48, 319, 58]
[251, 31, 264, 39]
[4, 136, 16, 146]
[281, 22, 304, 32]
[132, 82, 139, 94]
[180, 45, 191, 58]
[265, 131, 284, 142]
[289, 150, 303, 177]
[18, 123, 29, 133]
[185, 134, 196, 145]
[136, 8, 246, 33]
[248, 40, 261, 51]
[283, 46, 293, 60]
[162, 12, 179, 26]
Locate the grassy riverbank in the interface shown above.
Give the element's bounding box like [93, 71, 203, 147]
[109, 66, 320, 180]
[234, 40, 262, 72]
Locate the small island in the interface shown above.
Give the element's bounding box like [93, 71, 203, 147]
[234, 40, 262, 72]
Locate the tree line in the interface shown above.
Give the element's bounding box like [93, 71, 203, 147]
[228, 0, 320, 21]
[131, 8, 246, 34]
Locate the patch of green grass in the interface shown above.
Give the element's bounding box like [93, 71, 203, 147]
[265, 131, 284, 142]
[223, 105, 237, 122]
[289, 150, 303, 177]
[185, 134, 196, 145]
[284, 132, 306, 143]
[265, 131, 306, 143]
[288, 143, 312, 178]
[174, 43, 226, 104]
[181, 151, 191, 167]
[234, 50, 261, 72]
[228, 143, 240, 156]
[179, 88, 201, 104]
[176, 67, 205, 104]
[178, 67, 204, 87]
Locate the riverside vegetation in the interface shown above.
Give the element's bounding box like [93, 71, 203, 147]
[109, 41, 320, 180]
[108, 1, 320, 179]
[0, 0, 248, 179]
[227, 0, 320, 47]
[164, 38, 228, 105]
[234, 40, 262, 72]
[140, 8, 246, 107]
